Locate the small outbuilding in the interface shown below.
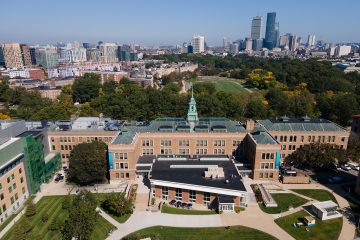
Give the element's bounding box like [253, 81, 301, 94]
[304, 216, 315, 226]
[311, 200, 342, 220]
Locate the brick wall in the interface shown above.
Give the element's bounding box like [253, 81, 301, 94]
[196, 191, 203, 205]
[182, 189, 189, 202]
[282, 176, 309, 184]
[210, 193, 217, 206]
[155, 185, 161, 198]
[233, 196, 240, 206]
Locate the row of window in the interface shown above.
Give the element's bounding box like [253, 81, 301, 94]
[259, 172, 274, 179]
[142, 139, 243, 147]
[261, 153, 275, 160]
[0, 187, 26, 215]
[141, 148, 241, 156]
[0, 160, 21, 177]
[275, 135, 345, 143]
[115, 173, 130, 179]
[114, 163, 128, 169]
[59, 145, 74, 151]
[160, 187, 211, 206]
[114, 153, 128, 160]
[260, 163, 274, 169]
[54, 137, 112, 143]
[62, 154, 70, 159]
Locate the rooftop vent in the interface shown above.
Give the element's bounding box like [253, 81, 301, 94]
[205, 167, 224, 178]
[281, 115, 290, 122]
[302, 114, 311, 122]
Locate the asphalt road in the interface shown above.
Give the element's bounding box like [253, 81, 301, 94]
[294, 166, 359, 184]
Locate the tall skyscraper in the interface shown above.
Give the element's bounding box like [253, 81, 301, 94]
[1, 43, 24, 68]
[192, 36, 204, 53]
[274, 22, 280, 48]
[251, 16, 262, 40]
[307, 35, 315, 46]
[279, 35, 289, 47]
[223, 37, 227, 47]
[289, 35, 297, 51]
[229, 43, 239, 55]
[265, 12, 276, 50]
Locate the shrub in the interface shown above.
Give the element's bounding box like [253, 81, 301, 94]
[151, 198, 155, 205]
[49, 216, 61, 231]
[25, 201, 37, 217]
[42, 213, 49, 222]
[62, 197, 71, 209]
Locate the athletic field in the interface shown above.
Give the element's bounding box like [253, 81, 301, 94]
[215, 82, 248, 93]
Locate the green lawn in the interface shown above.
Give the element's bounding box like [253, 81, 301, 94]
[215, 82, 248, 93]
[0, 196, 36, 232]
[161, 205, 217, 215]
[124, 226, 277, 240]
[259, 193, 309, 214]
[1, 195, 114, 240]
[290, 189, 338, 204]
[275, 210, 343, 240]
[94, 193, 131, 223]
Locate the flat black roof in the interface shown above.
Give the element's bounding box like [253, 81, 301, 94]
[150, 159, 246, 192]
[237, 166, 252, 171]
[136, 166, 151, 171]
[17, 130, 43, 138]
[218, 195, 235, 204]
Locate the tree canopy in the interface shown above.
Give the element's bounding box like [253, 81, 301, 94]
[102, 192, 132, 217]
[68, 141, 108, 184]
[72, 73, 102, 103]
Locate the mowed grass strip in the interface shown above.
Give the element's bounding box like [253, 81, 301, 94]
[258, 193, 309, 214]
[215, 82, 247, 93]
[161, 205, 217, 215]
[1, 195, 114, 240]
[127, 225, 277, 239]
[275, 210, 342, 240]
[290, 189, 338, 204]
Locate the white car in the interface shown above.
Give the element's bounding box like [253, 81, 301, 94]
[332, 163, 342, 171]
[341, 164, 351, 171]
[348, 163, 360, 171]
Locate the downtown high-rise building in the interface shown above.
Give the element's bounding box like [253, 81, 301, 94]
[223, 37, 227, 47]
[307, 35, 315, 46]
[1, 43, 24, 68]
[274, 22, 280, 48]
[265, 12, 276, 50]
[192, 36, 204, 53]
[279, 35, 289, 46]
[251, 16, 262, 40]
[289, 35, 297, 51]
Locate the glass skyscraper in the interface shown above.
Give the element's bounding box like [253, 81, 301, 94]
[251, 16, 263, 40]
[265, 12, 276, 50]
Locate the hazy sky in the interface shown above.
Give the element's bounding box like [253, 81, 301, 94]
[1, 0, 359, 46]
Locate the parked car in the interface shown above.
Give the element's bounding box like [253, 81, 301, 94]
[329, 177, 342, 183]
[332, 163, 342, 171]
[341, 164, 351, 171]
[348, 162, 360, 171]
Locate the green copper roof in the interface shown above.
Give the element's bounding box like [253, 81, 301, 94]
[249, 127, 279, 145]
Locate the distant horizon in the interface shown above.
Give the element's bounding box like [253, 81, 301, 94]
[1, 0, 359, 46]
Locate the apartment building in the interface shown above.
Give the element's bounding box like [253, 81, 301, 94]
[1, 43, 23, 68]
[47, 117, 125, 166]
[81, 70, 128, 84]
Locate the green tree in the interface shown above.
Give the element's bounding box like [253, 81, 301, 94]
[347, 133, 360, 163]
[113, 66, 118, 72]
[49, 216, 61, 231]
[68, 141, 108, 184]
[18, 90, 53, 119]
[193, 83, 216, 95]
[12, 223, 24, 240]
[79, 103, 99, 117]
[0, 76, 10, 102]
[163, 83, 180, 93]
[62, 197, 71, 210]
[56, 93, 76, 118]
[246, 97, 268, 119]
[29, 104, 69, 120]
[20, 216, 32, 233]
[61, 84, 73, 95]
[102, 192, 132, 217]
[25, 201, 37, 217]
[62, 190, 98, 240]
[42, 212, 49, 222]
[103, 79, 117, 94]
[4, 87, 26, 105]
[284, 142, 346, 169]
[72, 73, 102, 103]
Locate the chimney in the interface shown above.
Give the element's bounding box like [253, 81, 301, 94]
[246, 119, 254, 130]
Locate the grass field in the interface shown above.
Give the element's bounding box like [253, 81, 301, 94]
[1, 195, 115, 240]
[258, 193, 309, 214]
[125, 226, 277, 240]
[275, 210, 342, 240]
[161, 205, 217, 215]
[290, 189, 338, 204]
[215, 82, 248, 93]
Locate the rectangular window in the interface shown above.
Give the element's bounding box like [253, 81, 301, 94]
[68, 137, 71, 142]
[64, 137, 67, 142]
[264, 173, 268, 178]
[301, 136, 304, 142]
[6, 177, 10, 183]
[161, 140, 172, 146]
[270, 173, 273, 178]
[294, 136, 297, 142]
[62, 154, 65, 158]
[160, 149, 172, 154]
[280, 136, 283, 142]
[115, 153, 128, 159]
[0, 184, 2, 190]
[52, 145, 56, 150]
[142, 140, 153, 147]
[288, 145, 291, 150]
[15, 193, 18, 200]
[312, 136, 315, 142]
[11, 174, 14, 180]
[91, 137, 94, 142]
[0, 193, 4, 200]
[142, 149, 154, 155]
[79, 137, 83, 143]
[22, 187, 25, 193]
[69, 145, 72, 150]
[65, 145, 68, 150]
[61, 145, 64, 150]
[124, 163, 128, 169]
[87, 137, 90, 142]
[21, 177, 24, 183]
[178, 149, 190, 154]
[275, 136, 278, 140]
[105, 137, 108, 142]
[2, 204, 6, 212]
[213, 149, 225, 154]
[99, 137, 102, 142]
[259, 173, 263, 178]
[292, 145, 295, 150]
[116, 173, 119, 178]
[51, 137, 54, 142]
[179, 140, 190, 146]
[332, 136, 335, 142]
[282, 145, 286, 150]
[66, 154, 69, 158]
[197, 140, 208, 146]
[10, 197, 14, 205]
[328, 136, 331, 142]
[308, 136, 311, 142]
[341, 137, 345, 142]
[175, 188, 182, 201]
[162, 186, 168, 200]
[60, 137, 63, 142]
[290, 136, 293, 142]
[189, 190, 196, 203]
[121, 173, 124, 178]
[13, 183, 16, 190]
[196, 149, 207, 154]
[203, 192, 210, 206]
[126, 173, 129, 178]
[9, 186, 12, 193]
[284, 136, 287, 142]
[19, 168, 22, 174]
[318, 136, 321, 142]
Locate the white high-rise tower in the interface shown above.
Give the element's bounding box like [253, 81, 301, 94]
[251, 16, 263, 40]
[307, 35, 316, 46]
[192, 36, 204, 53]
